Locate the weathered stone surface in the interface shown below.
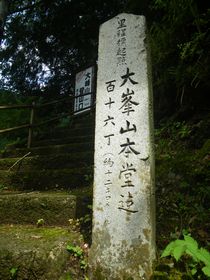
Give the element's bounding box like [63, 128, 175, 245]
[0, 192, 76, 225]
[37, 124, 94, 141]
[0, 225, 83, 280]
[90, 13, 155, 279]
[0, 152, 93, 171]
[0, 166, 92, 190]
[3, 141, 94, 158]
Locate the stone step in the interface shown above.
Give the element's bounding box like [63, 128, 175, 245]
[2, 141, 94, 158]
[36, 125, 95, 141]
[0, 151, 93, 171]
[32, 134, 94, 147]
[0, 192, 76, 226]
[0, 166, 93, 190]
[0, 225, 84, 280]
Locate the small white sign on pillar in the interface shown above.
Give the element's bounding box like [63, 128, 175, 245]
[90, 13, 155, 279]
[74, 66, 95, 114]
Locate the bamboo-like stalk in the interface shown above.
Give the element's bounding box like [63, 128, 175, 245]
[0, 124, 30, 134]
[27, 102, 35, 148]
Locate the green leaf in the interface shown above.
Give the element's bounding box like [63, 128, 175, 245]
[161, 241, 176, 257]
[161, 234, 210, 279]
[184, 235, 200, 261]
[65, 273, 72, 280]
[184, 235, 198, 251]
[173, 245, 185, 261]
[66, 244, 83, 257]
[185, 248, 199, 262]
[80, 259, 88, 270]
[161, 240, 186, 258]
[198, 248, 210, 266]
[202, 266, 210, 277]
[191, 268, 197, 275]
[174, 240, 185, 247]
[10, 267, 18, 277]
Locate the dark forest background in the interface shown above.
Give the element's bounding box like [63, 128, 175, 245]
[0, 0, 209, 121]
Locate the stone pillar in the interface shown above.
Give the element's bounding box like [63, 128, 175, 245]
[89, 13, 155, 280]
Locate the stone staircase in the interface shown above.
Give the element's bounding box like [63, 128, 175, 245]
[0, 112, 95, 279]
[0, 113, 95, 190]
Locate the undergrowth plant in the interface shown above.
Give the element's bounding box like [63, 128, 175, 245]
[10, 267, 18, 280]
[66, 243, 88, 272]
[161, 234, 210, 278]
[36, 218, 44, 227]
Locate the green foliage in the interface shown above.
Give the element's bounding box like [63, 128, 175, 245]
[68, 212, 92, 245]
[0, 0, 209, 119]
[149, 0, 210, 116]
[66, 244, 83, 258]
[0, 91, 31, 128]
[36, 218, 44, 227]
[79, 259, 88, 271]
[0, 90, 73, 149]
[0, 0, 126, 95]
[66, 243, 88, 271]
[0, 91, 33, 149]
[63, 273, 72, 280]
[0, 0, 209, 120]
[9, 267, 18, 280]
[0, 184, 6, 191]
[84, 165, 94, 186]
[155, 121, 193, 141]
[58, 116, 72, 128]
[79, 204, 92, 244]
[84, 173, 93, 184]
[155, 115, 210, 279]
[161, 234, 210, 277]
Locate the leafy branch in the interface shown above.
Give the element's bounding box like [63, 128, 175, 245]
[161, 234, 210, 277]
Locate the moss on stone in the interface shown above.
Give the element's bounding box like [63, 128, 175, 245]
[0, 192, 77, 226]
[0, 151, 93, 171]
[0, 166, 93, 190]
[0, 225, 83, 280]
[4, 142, 94, 158]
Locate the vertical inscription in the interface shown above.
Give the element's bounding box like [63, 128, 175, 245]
[74, 66, 94, 114]
[116, 18, 127, 66]
[102, 67, 141, 214]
